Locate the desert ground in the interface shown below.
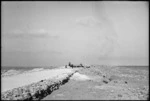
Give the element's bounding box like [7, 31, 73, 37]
[1, 65, 149, 100]
[43, 65, 149, 100]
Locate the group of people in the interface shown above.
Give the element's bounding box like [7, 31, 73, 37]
[65, 62, 90, 68]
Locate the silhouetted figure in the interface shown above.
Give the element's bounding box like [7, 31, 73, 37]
[68, 62, 71, 67]
[65, 65, 67, 68]
[80, 63, 84, 67]
[68, 62, 73, 68]
[68, 62, 86, 68]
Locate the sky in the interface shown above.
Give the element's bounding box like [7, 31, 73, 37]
[2, 1, 149, 67]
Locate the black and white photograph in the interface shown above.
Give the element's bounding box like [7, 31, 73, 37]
[1, 1, 149, 100]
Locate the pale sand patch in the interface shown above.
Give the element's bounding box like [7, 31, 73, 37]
[2, 68, 74, 92]
[71, 72, 91, 81]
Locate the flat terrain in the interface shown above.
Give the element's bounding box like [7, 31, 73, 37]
[42, 65, 149, 100]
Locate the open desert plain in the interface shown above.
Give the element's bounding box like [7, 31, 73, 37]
[42, 65, 149, 100]
[1, 65, 149, 100]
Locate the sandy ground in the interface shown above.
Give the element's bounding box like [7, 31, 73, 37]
[1, 68, 74, 92]
[42, 66, 149, 100]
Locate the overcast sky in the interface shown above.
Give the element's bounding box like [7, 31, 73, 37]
[2, 1, 148, 67]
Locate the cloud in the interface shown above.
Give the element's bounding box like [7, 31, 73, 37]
[3, 47, 63, 55]
[3, 29, 59, 39]
[33, 49, 63, 55]
[75, 16, 102, 27]
[73, 16, 119, 59]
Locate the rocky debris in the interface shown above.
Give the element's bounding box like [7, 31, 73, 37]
[135, 86, 149, 100]
[1, 72, 75, 100]
[87, 66, 149, 100]
[102, 79, 109, 84]
[107, 81, 149, 100]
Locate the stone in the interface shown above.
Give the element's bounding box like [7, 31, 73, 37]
[118, 94, 122, 97]
[114, 81, 118, 83]
[103, 79, 109, 84]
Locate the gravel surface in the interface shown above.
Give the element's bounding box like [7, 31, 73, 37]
[42, 65, 149, 100]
